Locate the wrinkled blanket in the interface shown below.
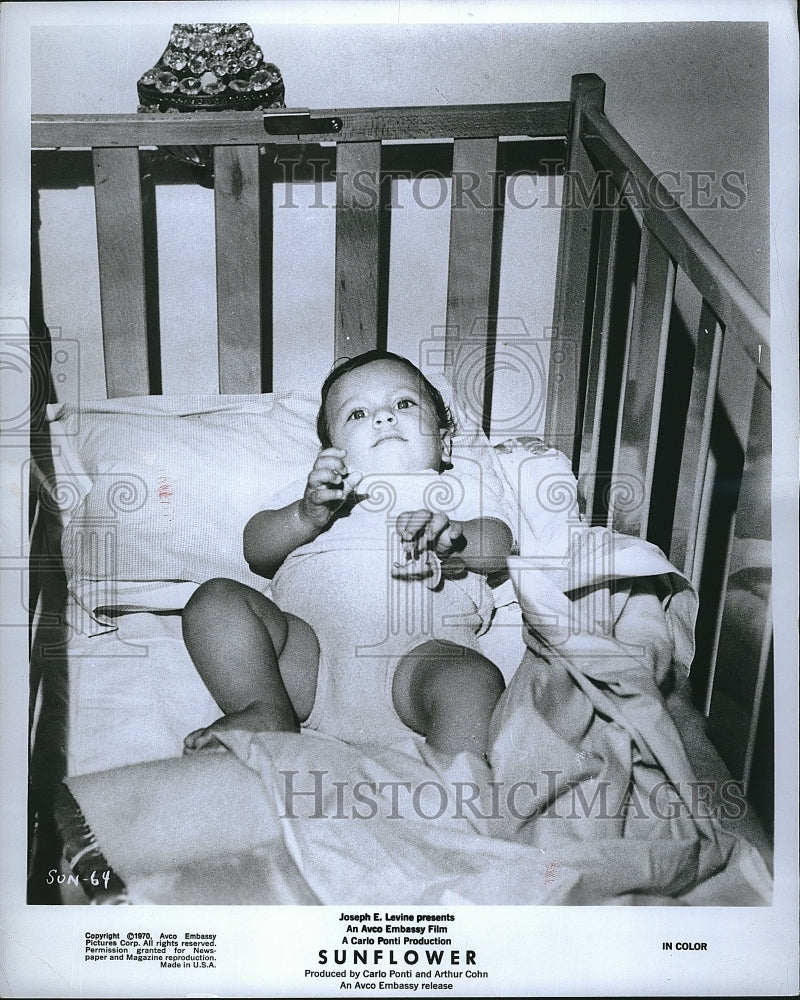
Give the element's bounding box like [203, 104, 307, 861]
[70, 530, 772, 906]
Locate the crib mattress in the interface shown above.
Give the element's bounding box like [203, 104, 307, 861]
[59, 611, 220, 776]
[37, 599, 774, 907]
[39, 592, 526, 779]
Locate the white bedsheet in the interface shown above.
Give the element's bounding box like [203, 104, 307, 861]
[60, 538, 773, 906]
[63, 583, 526, 777]
[65, 611, 219, 776]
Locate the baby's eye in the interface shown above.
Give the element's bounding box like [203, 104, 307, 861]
[347, 408, 367, 421]
[396, 398, 416, 410]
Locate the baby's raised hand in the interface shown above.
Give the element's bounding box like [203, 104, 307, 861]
[395, 509, 464, 560]
[299, 448, 363, 528]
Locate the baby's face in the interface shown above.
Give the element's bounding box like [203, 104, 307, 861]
[324, 360, 448, 475]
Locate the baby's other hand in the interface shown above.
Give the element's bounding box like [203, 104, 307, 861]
[300, 448, 363, 528]
[396, 509, 464, 559]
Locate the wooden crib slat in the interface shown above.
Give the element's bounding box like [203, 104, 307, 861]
[742, 595, 773, 793]
[444, 137, 501, 424]
[691, 451, 717, 593]
[705, 370, 772, 788]
[577, 203, 620, 518]
[702, 506, 737, 718]
[92, 148, 150, 398]
[610, 224, 675, 538]
[334, 142, 383, 361]
[214, 145, 262, 393]
[670, 300, 725, 576]
[546, 74, 606, 465]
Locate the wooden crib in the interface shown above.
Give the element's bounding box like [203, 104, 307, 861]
[28, 73, 773, 896]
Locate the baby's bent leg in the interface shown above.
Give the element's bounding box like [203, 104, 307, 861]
[392, 641, 505, 761]
[182, 578, 318, 749]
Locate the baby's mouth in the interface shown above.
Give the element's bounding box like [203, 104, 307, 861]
[373, 433, 406, 447]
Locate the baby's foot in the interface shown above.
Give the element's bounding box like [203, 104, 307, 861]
[183, 701, 292, 754]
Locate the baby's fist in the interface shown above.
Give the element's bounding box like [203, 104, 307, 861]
[395, 509, 464, 559]
[300, 448, 363, 528]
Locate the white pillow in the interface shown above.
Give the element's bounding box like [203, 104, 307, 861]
[42, 382, 520, 633]
[43, 393, 320, 631]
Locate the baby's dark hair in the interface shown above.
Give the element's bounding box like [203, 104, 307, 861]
[316, 350, 455, 448]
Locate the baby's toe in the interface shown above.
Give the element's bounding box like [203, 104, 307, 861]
[183, 729, 201, 751]
[183, 726, 225, 754]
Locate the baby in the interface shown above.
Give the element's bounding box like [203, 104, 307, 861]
[182, 351, 513, 761]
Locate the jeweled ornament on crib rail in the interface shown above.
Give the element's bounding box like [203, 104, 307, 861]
[136, 22, 285, 174]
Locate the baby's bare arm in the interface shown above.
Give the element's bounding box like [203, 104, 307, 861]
[458, 517, 513, 574]
[244, 448, 362, 578]
[244, 502, 322, 579]
[396, 510, 512, 575]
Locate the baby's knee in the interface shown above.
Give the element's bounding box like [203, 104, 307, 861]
[183, 578, 252, 630]
[186, 576, 239, 608]
[426, 649, 505, 708]
[459, 653, 506, 701]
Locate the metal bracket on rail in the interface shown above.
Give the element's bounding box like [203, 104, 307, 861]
[262, 110, 343, 135]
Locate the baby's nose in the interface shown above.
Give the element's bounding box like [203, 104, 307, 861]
[373, 408, 397, 425]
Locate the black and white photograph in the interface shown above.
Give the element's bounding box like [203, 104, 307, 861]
[1, 1, 798, 995]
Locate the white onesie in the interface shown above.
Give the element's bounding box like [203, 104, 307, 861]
[270, 467, 512, 749]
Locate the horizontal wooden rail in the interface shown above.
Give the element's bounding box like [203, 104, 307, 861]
[32, 139, 567, 193]
[578, 106, 770, 383]
[32, 102, 571, 149]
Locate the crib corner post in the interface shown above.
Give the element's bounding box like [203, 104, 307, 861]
[545, 73, 606, 469]
[569, 73, 606, 113]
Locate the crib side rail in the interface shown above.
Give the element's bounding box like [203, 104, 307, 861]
[549, 75, 772, 814]
[32, 100, 570, 413]
[580, 103, 769, 375]
[32, 103, 571, 147]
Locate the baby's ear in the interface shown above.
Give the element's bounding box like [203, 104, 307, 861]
[440, 428, 453, 465]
